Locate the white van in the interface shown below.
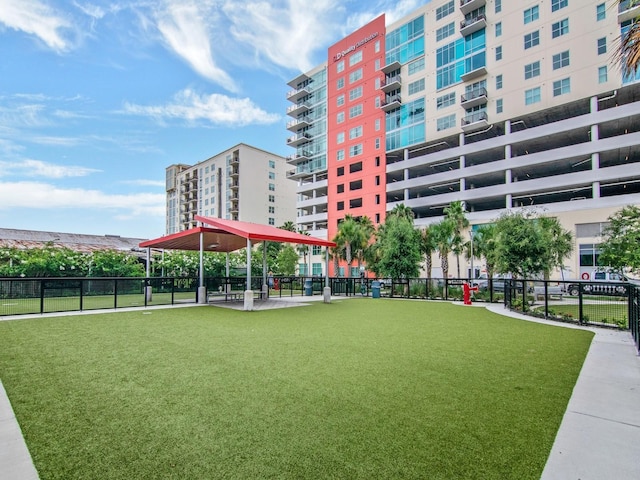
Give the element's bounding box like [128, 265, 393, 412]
[566, 270, 628, 296]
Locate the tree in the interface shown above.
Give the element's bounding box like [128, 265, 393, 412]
[443, 201, 469, 278]
[420, 226, 437, 278]
[375, 212, 421, 278]
[354, 216, 374, 275]
[275, 244, 299, 275]
[616, 1, 640, 78]
[469, 224, 498, 280]
[493, 210, 572, 279]
[333, 215, 360, 277]
[431, 219, 455, 280]
[279, 221, 297, 232]
[598, 205, 640, 275]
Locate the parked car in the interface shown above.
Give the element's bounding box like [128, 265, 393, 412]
[566, 270, 629, 296]
[471, 274, 509, 292]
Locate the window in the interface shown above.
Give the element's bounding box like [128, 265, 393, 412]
[596, 3, 606, 21]
[375, 156, 381, 167]
[496, 45, 503, 60]
[349, 144, 363, 157]
[268, 183, 275, 191]
[375, 118, 381, 131]
[436, 92, 456, 109]
[552, 19, 569, 38]
[495, 22, 502, 37]
[525, 86, 541, 105]
[336, 60, 344, 73]
[349, 86, 363, 101]
[312, 263, 322, 276]
[268, 195, 275, 202]
[336, 149, 344, 161]
[337, 167, 344, 176]
[496, 74, 503, 89]
[524, 31, 540, 49]
[436, 114, 456, 131]
[349, 162, 363, 173]
[269, 160, 275, 169]
[337, 112, 345, 124]
[349, 198, 362, 209]
[336, 132, 344, 144]
[349, 126, 363, 139]
[337, 201, 344, 211]
[551, 0, 568, 12]
[349, 104, 363, 118]
[268, 218, 275, 226]
[268, 206, 275, 214]
[597, 37, 607, 55]
[524, 61, 540, 79]
[553, 77, 570, 96]
[375, 40, 380, 53]
[408, 78, 425, 95]
[336, 77, 344, 89]
[524, 6, 539, 24]
[336, 95, 345, 106]
[268, 171, 275, 180]
[312, 245, 322, 255]
[496, 98, 503, 114]
[598, 66, 608, 83]
[375, 138, 380, 149]
[349, 50, 363, 66]
[495, 0, 501, 13]
[337, 184, 344, 193]
[349, 180, 362, 191]
[374, 96, 380, 108]
[436, 22, 455, 42]
[436, 1, 454, 20]
[552, 50, 570, 69]
[349, 68, 363, 83]
[375, 194, 380, 205]
[408, 57, 425, 75]
[375, 59, 380, 71]
[375, 175, 380, 186]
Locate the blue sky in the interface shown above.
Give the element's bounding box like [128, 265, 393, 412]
[0, 0, 424, 239]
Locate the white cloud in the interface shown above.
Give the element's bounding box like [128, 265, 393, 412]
[0, 0, 74, 53]
[121, 179, 165, 187]
[154, 1, 237, 92]
[0, 159, 100, 178]
[122, 88, 280, 127]
[0, 181, 165, 217]
[222, 0, 344, 72]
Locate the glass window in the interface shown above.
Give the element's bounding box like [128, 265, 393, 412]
[524, 61, 540, 79]
[408, 57, 425, 74]
[375, 138, 380, 149]
[375, 118, 381, 131]
[269, 160, 275, 168]
[496, 45, 503, 60]
[436, 114, 456, 131]
[598, 66, 608, 83]
[337, 77, 344, 89]
[525, 87, 541, 105]
[524, 6, 539, 24]
[495, 0, 501, 13]
[436, 1, 454, 20]
[268, 183, 275, 191]
[349, 50, 363, 66]
[496, 74, 503, 89]
[596, 3, 606, 21]
[552, 19, 569, 38]
[551, 0, 568, 12]
[268, 218, 275, 226]
[495, 22, 502, 37]
[336, 60, 344, 73]
[336, 132, 344, 144]
[552, 50, 570, 69]
[349, 126, 363, 139]
[436, 92, 456, 109]
[336, 149, 344, 161]
[408, 78, 425, 95]
[349, 144, 363, 157]
[337, 166, 344, 176]
[268, 172, 275, 180]
[349, 104, 363, 118]
[349, 86, 363, 101]
[524, 31, 540, 49]
[349, 68, 363, 84]
[597, 37, 607, 55]
[553, 77, 570, 96]
[375, 40, 380, 53]
[312, 263, 322, 276]
[436, 22, 455, 42]
[496, 98, 503, 113]
[337, 112, 345, 123]
[336, 95, 345, 106]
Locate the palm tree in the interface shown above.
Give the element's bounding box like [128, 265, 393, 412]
[431, 219, 455, 281]
[443, 201, 469, 278]
[333, 215, 359, 277]
[616, 1, 640, 77]
[467, 224, 497, 280]
[279, 221, 297, 232]
[354, 216, 375, 275]
[420, 226, 436, 279]
[388, 203, 415, 221]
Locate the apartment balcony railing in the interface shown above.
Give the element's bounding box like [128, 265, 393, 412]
[286, 132, 312, 147]
[380, 75, 401, 93]
[619, 0, 640, 22]
[461, 111, 489, 132]
[381, 94, 402, 112]
[460, 14, 486, 36]
[286, 85, 311, 102]
[286, 150, 313, 165]
[286, 102, 311, 117]
[461, 87, 488, 108]
[286, 116, 312, 131]
[460, 0, 486, 15]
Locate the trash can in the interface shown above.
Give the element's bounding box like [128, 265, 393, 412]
[304, 279, 313, 296]
[371, 280, 380, 299]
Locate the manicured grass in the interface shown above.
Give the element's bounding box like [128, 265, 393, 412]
[546, 302, 628, 327]
[0, 299, 593, 479]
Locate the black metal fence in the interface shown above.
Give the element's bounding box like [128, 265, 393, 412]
[2, 275, 639, 351]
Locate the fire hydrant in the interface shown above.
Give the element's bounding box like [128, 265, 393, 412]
[463, 282, 479, 305]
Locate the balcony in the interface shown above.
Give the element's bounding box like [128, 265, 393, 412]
[286, 151, 312, 165]
[381, 94, 402, 112]
[286, 102, 311, 117]
[286, 132, 312, 147]
[380, 75, 401, 93]
[460, 0, 486, 15]
[287, 166, 316, 180]
[286, 85, 311, 102]
[461, 111, 489, 132]
[229, 167, 239, 178]
[230, 155, 239, 165]
[460, 66, 487, 82]
[229, 180, 239, 190]
[287, 72, 309, 89]
[381, 60, 402, 75]
[460, 14, 486, 36]
[286, 116, 311, 131]
[618, 0, 640, 22]
[461, 87, 488, 109]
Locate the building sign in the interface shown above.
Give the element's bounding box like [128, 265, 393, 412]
[333, 32, 379, 62]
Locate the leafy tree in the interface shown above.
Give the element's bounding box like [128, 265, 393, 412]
[333, 215, 360, 277]
[616, 0, 640, 77]
[443, 201, 469, 278]
[275, 244, 299, 275]
[493, 210, 572, 279]
[375, 212, 421, 278]
[420, 226, 436, 278]
[598, 205, 640, 275]
[354, 216, 374, 275]
[431, 219, 455, 280]
[279, 221, 297, 232]
[469, 224, 498, 280]
[88, 250, 145, 277]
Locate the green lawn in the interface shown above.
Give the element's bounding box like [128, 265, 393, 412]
[545, 302, 628, 327]
[0, 299, 593, 480]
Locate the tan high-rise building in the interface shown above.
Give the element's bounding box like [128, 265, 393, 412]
[166, 144, 296, 234]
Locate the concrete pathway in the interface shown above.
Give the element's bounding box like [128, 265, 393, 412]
[1, 299, 638, 479]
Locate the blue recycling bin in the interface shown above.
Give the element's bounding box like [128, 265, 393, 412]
[304, 279, 313, 296]
[371, 280, 381, 298]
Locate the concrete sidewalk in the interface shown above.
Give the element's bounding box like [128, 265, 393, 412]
[486, 304, 640, 480]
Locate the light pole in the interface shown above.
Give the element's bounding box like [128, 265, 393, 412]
[469, 230, 474, 281]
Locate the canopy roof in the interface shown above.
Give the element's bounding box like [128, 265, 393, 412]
[139, 216, 336, 253]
